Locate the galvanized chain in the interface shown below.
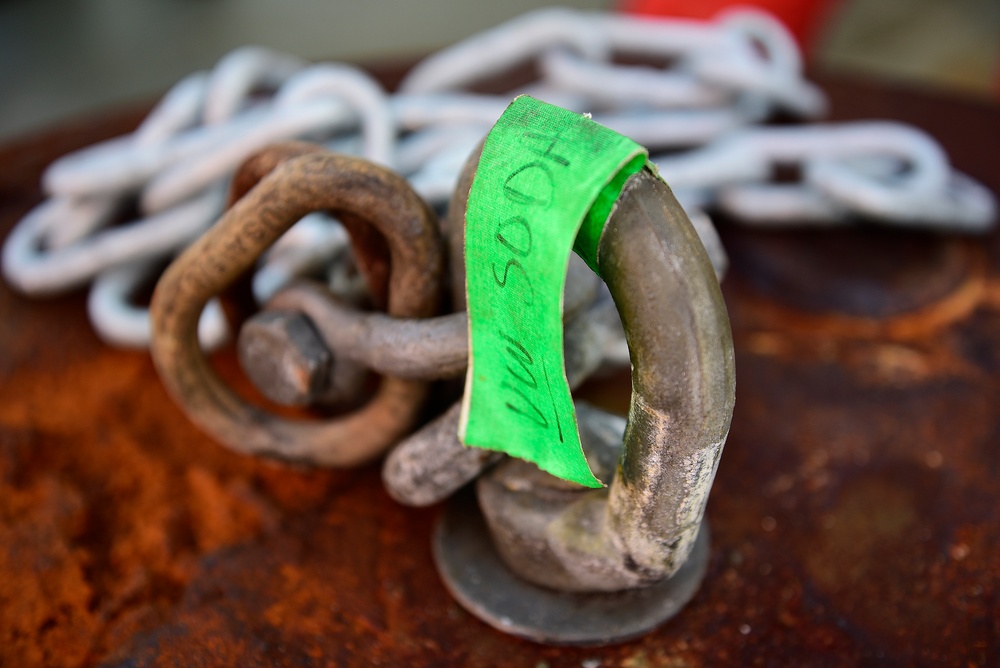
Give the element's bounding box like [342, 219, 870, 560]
[2, 7, 996, 351]
[653, 122, 997, 230]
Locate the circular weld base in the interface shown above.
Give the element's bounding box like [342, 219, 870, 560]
[432, 491, 710, 646]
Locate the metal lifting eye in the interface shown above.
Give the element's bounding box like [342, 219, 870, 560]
[149, 143, 445, 466]
[425, 149, 736, 645]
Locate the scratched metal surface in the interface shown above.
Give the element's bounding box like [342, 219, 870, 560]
[0, 67, 997, 667]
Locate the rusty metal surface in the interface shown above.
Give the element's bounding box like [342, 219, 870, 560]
[0, 69, 998, 666]
[434, 488, 711, 646]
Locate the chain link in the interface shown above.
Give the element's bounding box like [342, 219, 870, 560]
[2, 8, 995, 348]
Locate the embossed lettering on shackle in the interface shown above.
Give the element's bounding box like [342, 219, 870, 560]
[149, 143, 445, 466]
[433, 150, 736, 645]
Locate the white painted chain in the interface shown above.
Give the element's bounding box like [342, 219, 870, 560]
[653, 122, 996, 230]
[2, 8, 995, 349]
[4, 47, 389, 347]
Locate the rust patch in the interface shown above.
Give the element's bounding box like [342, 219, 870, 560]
[0, 69, 998, 666]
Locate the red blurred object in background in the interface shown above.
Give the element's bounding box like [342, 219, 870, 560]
[620, 0, 840, 51]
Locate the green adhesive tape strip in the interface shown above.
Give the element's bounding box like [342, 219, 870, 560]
[459, 95, 648, 488]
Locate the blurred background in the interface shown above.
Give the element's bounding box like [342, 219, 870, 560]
[0, 0, 998, 142]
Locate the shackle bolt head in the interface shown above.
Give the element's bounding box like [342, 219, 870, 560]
[238, 310, 332, 406]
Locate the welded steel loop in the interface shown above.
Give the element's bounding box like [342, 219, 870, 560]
[0, 50, 259, 340]
[3, 185, 225, 295]
[391, 7, 826, 213]
[40, 48, 389, 203]
[42, 47, 307, 199]
[653, 122, 998, 230]
[150, 144, 445, 465]
[398, 8, 609, 96]
[251, 213, 354, 303]
[141, 62, 394, 214]
[89, 259, 230, 349]
[535, 11, 824, 118]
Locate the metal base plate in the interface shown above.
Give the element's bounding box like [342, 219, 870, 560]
[433, 491, 710, 646]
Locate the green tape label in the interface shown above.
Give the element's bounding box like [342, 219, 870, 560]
[459, 95, 647, 488]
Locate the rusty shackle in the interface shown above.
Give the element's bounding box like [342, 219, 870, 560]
[149, 138, 735, 644]
[427, 149, 736, 644]
[476, 169, 735, 587]
[149, 143, 445, 465]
